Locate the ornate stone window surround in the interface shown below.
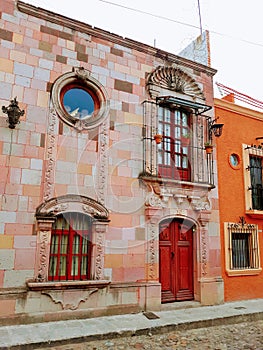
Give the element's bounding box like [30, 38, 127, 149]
[29, 194, 110, 290]
[51, 67, 109, 131]
[142, 65, 214, 185]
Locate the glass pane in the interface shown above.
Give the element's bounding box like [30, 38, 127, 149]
[175, 110, 180, 125]
[81, 256, 88, 275]
[164, 109, 170, 122]
[175, 155, 181, 167]
[59, 256, 66, 276]
[164, 139, 171, 151]
[51, 235, 59, 254]
[175, 142, 180, 153]
[175, 127, 180, 139]
[49, 256, 57, 276]
[165, 124, 171, 136]
[60, 235, 68, 254]
[63, 88, 95, 119]
[73, 234, 80, 254]
[71, 256, 79, 276]
[165, 152, 171, 165]
[182, 127, 189, 137]
[82, 238, 89, 254]
[182, 156, 188, 168]
[182, 112, 188, 126]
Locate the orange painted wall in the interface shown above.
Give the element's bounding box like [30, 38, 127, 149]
[214, 97, 263, 301]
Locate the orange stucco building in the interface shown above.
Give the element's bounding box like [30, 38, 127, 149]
[215, 95, 263, 301]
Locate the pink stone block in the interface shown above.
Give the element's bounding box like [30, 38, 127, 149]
[15, 249, 36, 269]
[117, 166, 131, 177]
[123, 254, 144, 268]
[112, 267, 124, 281]
[5, 224, 33, 235]
[123, 267, 145, 281]
[107, 227, 123, 240]
[10, 168, 21, 184]
[26, 54, 39, 66]
[128, 240, 146, 254]
[24, 88, 37, 105]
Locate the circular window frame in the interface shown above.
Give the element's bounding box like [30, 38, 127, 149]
[229, 153, 241, 169]
[51, 68, 109, 131]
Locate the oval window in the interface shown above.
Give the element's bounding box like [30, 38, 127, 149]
[62, 88, 95, 120]
[229, 153, 240, 169]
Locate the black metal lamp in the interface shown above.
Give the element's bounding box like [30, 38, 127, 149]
[210, 123, 224, 137]
[2, 97, 25, 129]
[209, 118, 224, 138]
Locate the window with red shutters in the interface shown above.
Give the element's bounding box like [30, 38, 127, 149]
[49, 212, 92, 281]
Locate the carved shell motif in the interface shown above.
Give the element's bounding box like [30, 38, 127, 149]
[147, 66, 204, 100]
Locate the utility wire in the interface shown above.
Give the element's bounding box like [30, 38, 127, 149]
[98, 0, 263, 49]
[197, 0, 203, 36]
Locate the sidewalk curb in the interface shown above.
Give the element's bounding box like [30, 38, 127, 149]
[1, 310, 262, 350]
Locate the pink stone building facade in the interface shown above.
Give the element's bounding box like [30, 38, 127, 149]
[0, 0, 223, 324]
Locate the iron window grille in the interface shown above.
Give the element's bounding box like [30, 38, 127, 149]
[249, 156, 263, 210]
[142, 100, 214, 186]
[227, 222, 260, 270]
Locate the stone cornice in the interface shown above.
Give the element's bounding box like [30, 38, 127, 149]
[17, 1, 217, 76]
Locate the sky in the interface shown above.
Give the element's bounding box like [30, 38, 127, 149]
[26, 0, 263, 105]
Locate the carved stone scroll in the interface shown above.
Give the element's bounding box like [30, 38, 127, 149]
[34, 218, 55, 282]
[145, 207, 162, 280]
[96, 120, 109, 205]
[92, 222, 108, 280]
[43, 106, 58, 202]
[198, 211, 211, 276]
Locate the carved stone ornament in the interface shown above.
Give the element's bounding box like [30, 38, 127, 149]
[146, 192, 165, 208]
[189, 196, 211, 211]
[51, 68, 109, 130]
[42, 289, 98, 310]
[43, 106, 58, 202]
[36, 194, 109, 220]
[146, 65, 204, 100]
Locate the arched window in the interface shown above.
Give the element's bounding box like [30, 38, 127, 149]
[49, 212, 93, 281]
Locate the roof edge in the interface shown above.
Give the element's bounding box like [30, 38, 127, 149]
[17, 1, 217, 76]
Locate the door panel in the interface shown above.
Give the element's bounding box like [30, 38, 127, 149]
[159, 219, 194, 302]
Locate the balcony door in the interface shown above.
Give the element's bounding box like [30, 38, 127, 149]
[158, 107, 191, 181]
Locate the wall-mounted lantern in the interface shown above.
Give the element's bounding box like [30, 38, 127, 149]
[209, 118, 224, 138]
[2, 97, 25, 129]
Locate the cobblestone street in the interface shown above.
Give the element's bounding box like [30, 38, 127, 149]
[40, 320, 263, 350]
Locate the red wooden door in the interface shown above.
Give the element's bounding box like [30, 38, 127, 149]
[159, 219, 194, 302]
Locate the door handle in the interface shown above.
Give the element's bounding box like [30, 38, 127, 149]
[171, 252, 175, 259]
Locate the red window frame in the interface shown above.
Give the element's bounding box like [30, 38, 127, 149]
[158, 107, 191, 181]
[49, 213, 92, 281]
[60, 82, 100, 118]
